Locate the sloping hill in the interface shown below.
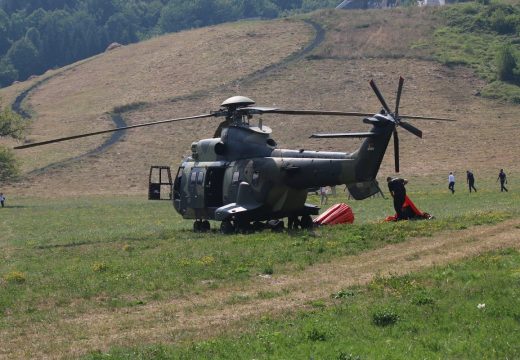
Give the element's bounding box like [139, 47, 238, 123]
[1, 7, 518, 196]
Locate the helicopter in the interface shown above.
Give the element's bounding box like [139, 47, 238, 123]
[15, 77, 454, 233]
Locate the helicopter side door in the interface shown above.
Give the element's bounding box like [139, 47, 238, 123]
[204, 166, 225, 208]
[188, 167, 206, 209]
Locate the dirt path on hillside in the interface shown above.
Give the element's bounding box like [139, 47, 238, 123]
[2, 219, 520, 359]
[15, 20, 324, 178]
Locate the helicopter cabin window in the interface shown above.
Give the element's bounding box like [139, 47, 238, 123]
[232, 171, 240, 183]
[197, 171, 204, 185]
[190, 170, 197, 184]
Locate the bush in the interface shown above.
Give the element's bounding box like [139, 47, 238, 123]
[0, 146, 20, 181]
[372, 308, 400, 327]
[307, 327, 327, 341]
[0, 107, 25, 139]
[496, 44, 518, 83]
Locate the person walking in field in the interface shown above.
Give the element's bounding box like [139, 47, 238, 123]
[497, 169, 508, 192]
[0, 193, 5, 208]
[466, 170, 477, 193]
[448, 172, 455, 194]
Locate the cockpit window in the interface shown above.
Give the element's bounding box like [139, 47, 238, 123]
[190, 170, 197, 184]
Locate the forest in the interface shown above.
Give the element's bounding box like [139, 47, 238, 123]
[0, 0, 339, 88]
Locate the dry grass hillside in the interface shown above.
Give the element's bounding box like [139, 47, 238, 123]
[1, 7, 518, 196]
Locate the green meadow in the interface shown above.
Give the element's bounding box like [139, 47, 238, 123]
[1, 181, 519, 358]
[85, 249, 520, 359]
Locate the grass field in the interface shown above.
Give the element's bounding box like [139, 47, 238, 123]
[1, 184, 519, 358]
[84, 249, 520, 359]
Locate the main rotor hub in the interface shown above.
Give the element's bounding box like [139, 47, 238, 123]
[221, 96, 255, 108]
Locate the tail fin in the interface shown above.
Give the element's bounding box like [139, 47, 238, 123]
[351, 119, 394, 182]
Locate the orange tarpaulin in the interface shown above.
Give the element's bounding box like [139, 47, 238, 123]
[385, 195, 433, 221]
[314, 203, 355, 225]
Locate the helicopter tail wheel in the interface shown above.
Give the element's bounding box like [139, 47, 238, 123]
[300, 215, 314, 230]
[220, 220, 234, 234]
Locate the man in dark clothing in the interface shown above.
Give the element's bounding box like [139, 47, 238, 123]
[497, 169, 508, 192]
[466, 170, 477, 193]
[387, 176, 408, 220]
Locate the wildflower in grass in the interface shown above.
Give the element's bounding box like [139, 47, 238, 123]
[180, 258, 192, 267]
[3, 271, 26, 284]
[122, 243, 134, 252]
[92, 262, 108, 272]
[477, 303, 486, 309]
[197, 256, 215, 266]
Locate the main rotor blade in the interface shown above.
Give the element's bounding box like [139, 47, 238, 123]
[399, 114, 456, 122]
[241, 107, 375, 117]
[14, 113, 215, 149]
[395, 76, 404, 117]
[310, 132, 375, 138]
[369, 79, 391, 114]
[393, 129, 399, 173]
[399, 121, 423, 138]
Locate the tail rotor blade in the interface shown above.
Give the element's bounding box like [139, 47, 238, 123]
[369, 79, 391, 114]
[393, 129, 399, 173]
[395, 76, 404, 117]
[399, 121, 423, 138]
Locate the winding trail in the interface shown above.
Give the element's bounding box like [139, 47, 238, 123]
[1, 218, 520, 359]
[12, 20, 325, 176]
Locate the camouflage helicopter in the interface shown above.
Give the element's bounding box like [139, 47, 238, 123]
[15, 78, 454, 233]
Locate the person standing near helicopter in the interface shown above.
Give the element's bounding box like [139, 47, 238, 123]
[387, 176, 408, 220]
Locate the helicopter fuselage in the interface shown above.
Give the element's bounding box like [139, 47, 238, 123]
[173, 119, 393, 223]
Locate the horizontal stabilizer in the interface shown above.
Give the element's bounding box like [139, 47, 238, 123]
[310, 132, 375, 139]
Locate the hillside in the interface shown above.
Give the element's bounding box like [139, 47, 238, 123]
[1, 6, 519, 196]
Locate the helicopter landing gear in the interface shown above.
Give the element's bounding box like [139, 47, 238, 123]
[299, 215, 314, 230]
[194, 220, 211, 233]
[287, 215, 313, 230]
[220, 220, 234, 234]
[288, 216, 300, 230]
[267, 219, 285, 232]
[235, 217, 253, 234]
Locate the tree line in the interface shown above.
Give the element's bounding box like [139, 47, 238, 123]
[0, 0, 337, 88]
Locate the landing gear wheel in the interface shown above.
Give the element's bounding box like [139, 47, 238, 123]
[288, 216, 300, 230]
[220, 220, 234, 234]
[268, 219, 285, 232]
[193, 220, 202, 232]
[300, 215, 314, 229]
[252, 221, 266, 231]
[236, 218, 252, 234]
[201, 220, 210, 232]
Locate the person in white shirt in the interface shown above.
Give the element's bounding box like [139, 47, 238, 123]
[448, 172, 455, 194]
[320, 186, 328, 205]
